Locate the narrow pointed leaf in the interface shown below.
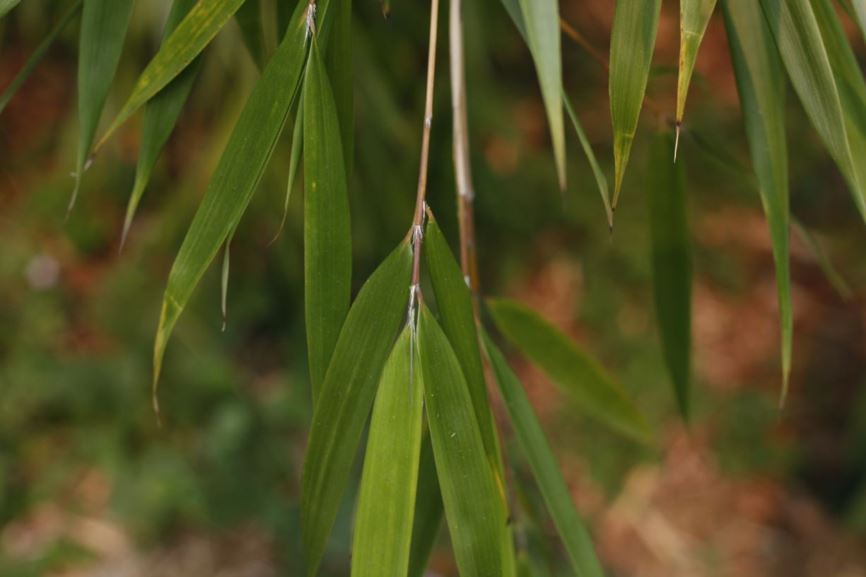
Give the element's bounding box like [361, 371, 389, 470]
[854, 0, 866, 40]
[302, 242, 412, 577]
[407, 436, 443, 577]
[303, 40, 352, 398]
[722, 0, 792, 401]
[325, 0, 354, 179]
[758, 0, 866, 218]
[487, 298, 650, 442]
[647, 133, 692, 418]
[0, 0, 20, 19]
[609, 0, 662, 207]
[0, 0, 83, 115]
[677, 0, 718, 126]
[98, 0, 248, 147]
[235, 0, 266, 68]
[516, 0, 565, 189]
[352, 328, 424, 577]
[483, 331, 605, 577]
[152, 0, 316, 400]
[272, 98, 304, 243]
[809, 0, 866, 219]
[122, 0, 202, 247]
[71, 0, 134, 210]
[419, 307, 508, 577]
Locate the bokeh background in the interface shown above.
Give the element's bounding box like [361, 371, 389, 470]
[3, 1, 866, 576]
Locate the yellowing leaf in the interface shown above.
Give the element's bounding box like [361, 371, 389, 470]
[677, 0, 718, 133]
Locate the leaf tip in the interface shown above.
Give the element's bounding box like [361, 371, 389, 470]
[674, 122, 682, 163]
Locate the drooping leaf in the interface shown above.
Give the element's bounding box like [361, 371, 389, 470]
[500, 0, 608, 221]
[647, 133, 692, 418]
[121, 0, 202, 248]
[809, 0, 866, 220]
[722, 0, 792, 402]
[609, 0, 662, 207]
[407, 436, 443, 577]
[0, 0, 83, 115]
[482, 331, 605, 577]
[302, 242, 412, 577]
[235, 0, 267, 68]
[325, 0, 354, 179]
[564, 93, 612, 228]
[352, 328, 424, 577]
[851, 0, 866, 41]
[677, 0, 718, 139]
[0, 0, 20, 19]
[271, 97, 304, 244]
[758, 0, 866, 218]
[303, 39, 352, 399]
[152, 0, 317, 404]
[70, 0, 134, 211]
[98, 0, 248, 148]
[793, 220, 853, 301]
[419, 307, 508, 577]
[486, 298, 650, 442]
[516, 0, 565, 189]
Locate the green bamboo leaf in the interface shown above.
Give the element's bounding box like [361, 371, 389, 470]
[419, 306, 508, 577]
[351, 328, 424, 577]
[677, 0, 718, 149]
[564, 94, 612, 228]
[722, 0, 792, 402]
[303, 40, 352, 398]
[809, 0, 866, 219]
[235, 0, 267, 68]
[302, 242, 412, 577]
[0, 0, 82, 115]
[70, 0, 134, 211]
[793, 220, 854, 301]
[325, 0, 353, 179]
[121, 0, 202, 248]
[271, 98, 304, 244]
[482, 331, 604, 577]
[850, 0, 866, 40]
[758, 0, 866, 218]
[609, 0, 662, 208]
[486, 298, 650, 442]
[407, 436, 443, 577]
[424, 218, 499, 465]
[0, 0, 20, 20]
[647, 133, 692, 418]
[97, 0, 248, 149]
[152, 0, 317, 408]
[516, 0, 565, 189]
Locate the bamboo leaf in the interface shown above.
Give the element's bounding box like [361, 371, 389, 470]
[424, 218, 499, 466]
[0, 0, 82, 115]
[121, 0, 202, 248]
[271, 98, 304, 244]
[482, 331, 605, 577]
[152, 0, 316, 406]
[486, 298, 650, 443]
[851, 0, 866, 40]
[677, 0, 718, 138]
[419, 306, 508, 577]
[351, 328, 424, 577]
[235, 0, 267, 68]
[303, 39, 352, 398]
[516, 0, 565, 189]
[325, 0, 354, 179]
[70, 0, 134, 211]
[98, 0, 248, 148]
[564, 93, 612, 228]
[722, 0, 792, 402]
[758, 0, 866, 218]
[0, 0, 19, 18]
[407, 436, 443, 577]
[302, 242, 412, 577]
[609, 0, 662, 207]
[647, 133, 692, 418]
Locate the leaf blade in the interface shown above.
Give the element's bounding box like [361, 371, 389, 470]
[419, 307, 508, 577]
[677, 0, 718, 127]
[647, 132, 693, 418]
[301, 242, 412, 577]
[303, 40, 352, 398]
[482, 331, 605, 577]
[486, 298, 650, 443]
[609, 0, 662, 207]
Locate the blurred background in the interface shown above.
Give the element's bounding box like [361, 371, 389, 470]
[3, 1, 866, 576]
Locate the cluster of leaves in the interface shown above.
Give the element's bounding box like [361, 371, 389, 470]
[3, 0, 866, 575]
